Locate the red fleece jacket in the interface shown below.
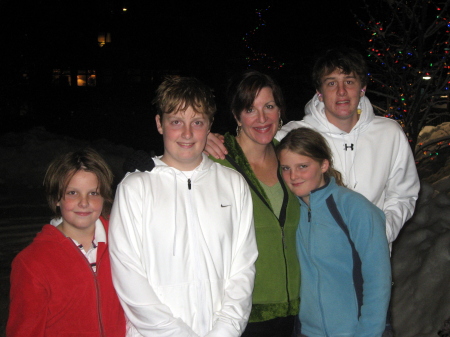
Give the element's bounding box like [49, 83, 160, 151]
[7, 217, 126, 337]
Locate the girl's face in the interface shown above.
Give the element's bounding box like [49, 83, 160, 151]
[57, 170, 104, 234]
[279, 149, 328, 205]
[236, 87, 280, 147]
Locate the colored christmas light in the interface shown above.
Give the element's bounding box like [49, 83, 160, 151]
[355, 0, 450, 146]
[241, 6, 284, 70]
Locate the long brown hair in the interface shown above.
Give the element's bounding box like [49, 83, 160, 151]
[276, 127, 344, 186]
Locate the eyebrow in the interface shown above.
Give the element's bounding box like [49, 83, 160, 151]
[251, 100, 276, 106]
[167, 115, 207, 122]
[323, 74, 357, 82]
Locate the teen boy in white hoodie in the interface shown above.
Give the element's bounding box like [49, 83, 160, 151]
[109, 76, 258, 337]
[276, 48, 419, 249]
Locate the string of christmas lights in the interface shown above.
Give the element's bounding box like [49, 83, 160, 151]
[242, 6, 285, 70]
[416, 139, 450, 163]
[355, 0, 450, 147]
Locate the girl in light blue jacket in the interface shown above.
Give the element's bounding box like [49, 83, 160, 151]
[277, 127, 391, 337]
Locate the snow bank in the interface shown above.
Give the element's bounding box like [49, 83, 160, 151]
[392, 177, 450, 336]
[0, 127, 135, 188]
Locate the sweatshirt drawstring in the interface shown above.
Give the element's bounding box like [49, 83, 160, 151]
[171, 169, 178, 256]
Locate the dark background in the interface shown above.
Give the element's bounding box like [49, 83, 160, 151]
[0, 0, 369, 154]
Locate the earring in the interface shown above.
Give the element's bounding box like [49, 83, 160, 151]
[236, 125, 242, 136]
[318, 93, 322, 97]
[278, 119, 283, 130]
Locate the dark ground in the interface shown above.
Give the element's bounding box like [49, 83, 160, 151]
[0, 186, 50, 336]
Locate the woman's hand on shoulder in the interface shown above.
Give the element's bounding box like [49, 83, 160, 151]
[204, 133, 227, 159]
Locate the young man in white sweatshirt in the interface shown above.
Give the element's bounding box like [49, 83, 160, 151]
[276, 48, 419, 249]
[109, 76, 258, 337]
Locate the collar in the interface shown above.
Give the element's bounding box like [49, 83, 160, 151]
[304, 94, 375, 135]
[152, 153, 214, 174]
[50, 218, 107, 244]
[298, 176, 336, 207]
[223, 133, 289, 227]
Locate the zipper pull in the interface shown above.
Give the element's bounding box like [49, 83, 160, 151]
[188, 178, 191, 190]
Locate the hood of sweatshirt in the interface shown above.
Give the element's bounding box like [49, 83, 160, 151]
[304, 94, 375, 135]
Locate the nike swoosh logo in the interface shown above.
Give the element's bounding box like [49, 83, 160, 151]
[221, 204, 231, 207]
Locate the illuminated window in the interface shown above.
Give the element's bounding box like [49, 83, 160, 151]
[52, 69, 96, 87]
[52, 69, 71, 86]
[98, 32, 111, 47]
[77, 70, 96, 87]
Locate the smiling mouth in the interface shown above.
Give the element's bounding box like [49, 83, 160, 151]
[254, 125, 271, 132]
[336, 100, 350, 105]
[178, 143, 194, 147]
[75, 212, 92, 216]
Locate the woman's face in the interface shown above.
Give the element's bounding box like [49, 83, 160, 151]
[236, 87, 280, 146]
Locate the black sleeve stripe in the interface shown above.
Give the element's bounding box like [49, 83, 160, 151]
[326, 195, 363, 319]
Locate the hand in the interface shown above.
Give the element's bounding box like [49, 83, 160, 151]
[204, 133, 227, 159]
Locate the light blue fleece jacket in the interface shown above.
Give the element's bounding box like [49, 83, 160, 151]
[297, 177, 391, 337]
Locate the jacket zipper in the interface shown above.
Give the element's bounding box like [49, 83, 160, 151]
[69, 239, 105, 337]
[186, 175, 207, 335]
[306, 203, 329, 336]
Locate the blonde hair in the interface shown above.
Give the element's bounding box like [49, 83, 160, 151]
[276, 127, 344, 186]
[43, 148, 114, 219]
[153, 76, 216, 124]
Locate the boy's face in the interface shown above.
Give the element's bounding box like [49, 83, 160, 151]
[317, 69, 366, 127]
[57, 170, 104, 235]
[156, 106, 211, 171]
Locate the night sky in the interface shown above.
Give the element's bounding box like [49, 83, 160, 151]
[0, 0, 370, 152]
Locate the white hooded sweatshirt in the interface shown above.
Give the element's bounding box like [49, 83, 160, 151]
[276, 94, 420, 246]
[109, 154, 257, 337]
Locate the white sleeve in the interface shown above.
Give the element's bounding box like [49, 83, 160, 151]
[109, 178, 199, 337]
[275, 120, 311, 141]
[383, 129, 420, 244]
[205, 180, 257, 337]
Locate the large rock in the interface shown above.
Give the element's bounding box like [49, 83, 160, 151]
[391, 179, 450, 336]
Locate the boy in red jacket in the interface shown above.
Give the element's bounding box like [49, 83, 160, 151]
[7, 148, 126, 337]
